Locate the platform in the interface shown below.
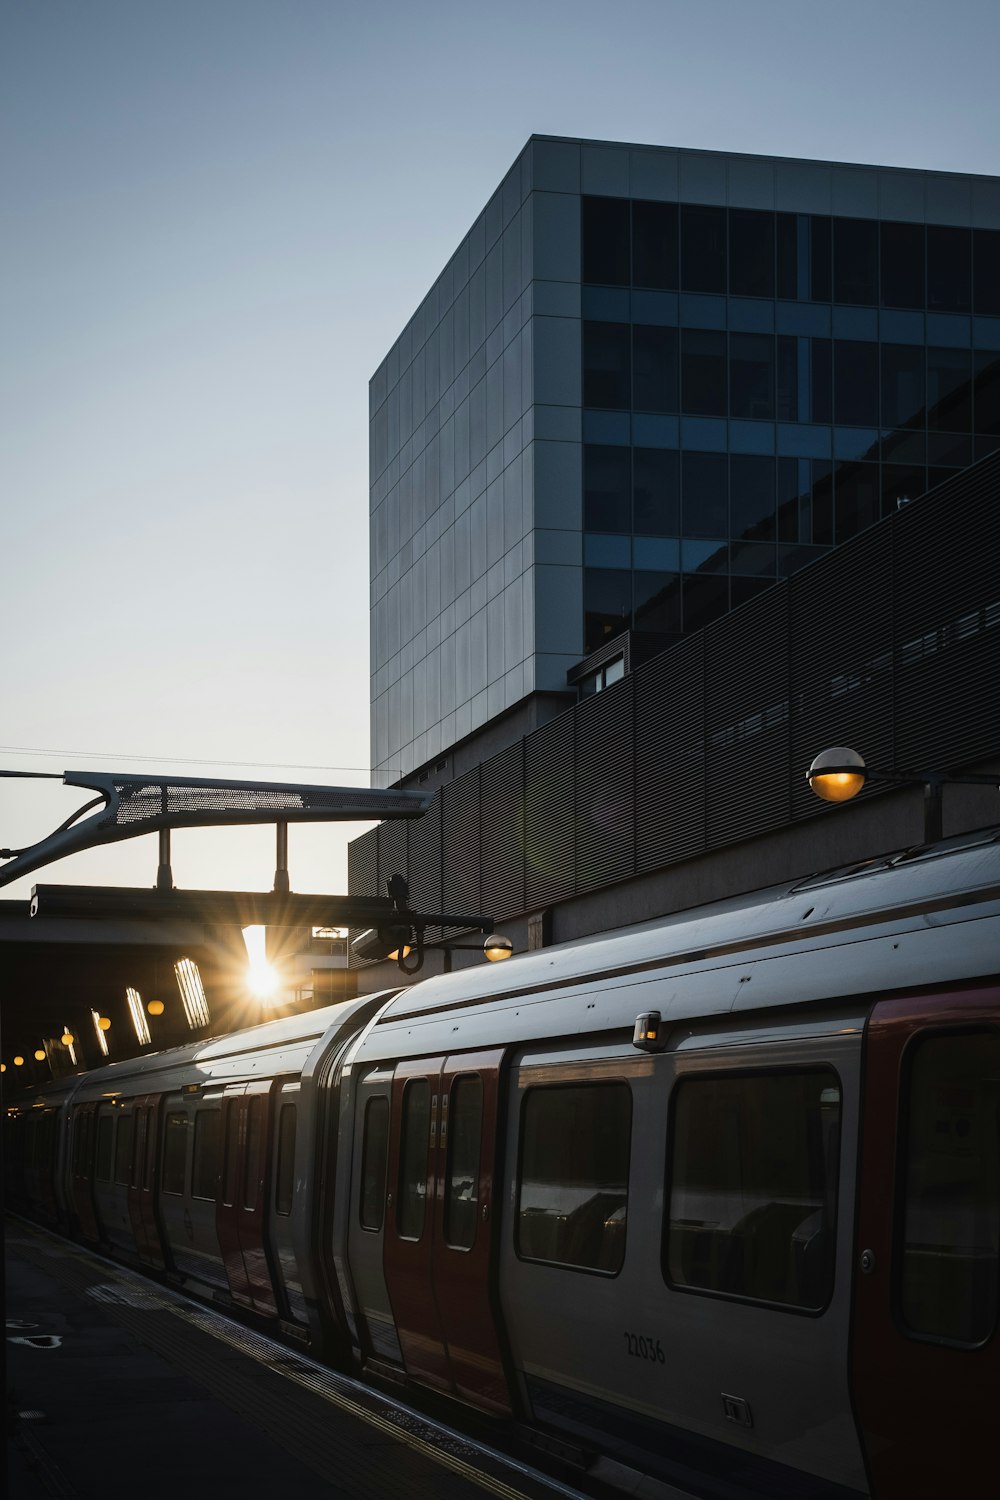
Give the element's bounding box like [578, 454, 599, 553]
[5, 1218, 587, 1500]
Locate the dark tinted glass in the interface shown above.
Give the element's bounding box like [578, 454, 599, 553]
[632, 200, 678, 289]
[927, 226, 971, 312]
[974, 352, 1000, 435]
[633, 448, 680, 535]
[927, 347, 972, 432]
[776, 213, 798, 299]
[584, 568, 632, 651]
[163, 1113, 188, 1196]
[880, 221, 925, 309]
[834, 218, 878, 305]
[729, 333, 774, 420]
[810, 460, 834, 546]
[834, 340, 878, 426]
[882, 344, 926, 429]
[634, 570, 681, 638]
[192, 1111, 221, 1201]
[729, 210, 774, 298]
[730, 456, 776, 539]
[275, 1105, 296, 1216]
[583, 322, 630, 408]
[398, 1080, 431, 1240]
[777, 457, 802, 542]
[882, 462, 927, 518]
[243, 1098, 262, 1211]
[517, 1083, 631, 1274]
[360, 1095, 389, 1231]
[810, 216, 832, 301]
[584, 444, 631, 531]
[811, 338, 832, 424]
[776, 337, 797, 421]
[114, 1114, 134, 1186]
[96, 1115, 113, 1182]
[682, 573, 728, 631]
[835, 461, 879, 541]
[681, 205, 726, 293]
[681, 329, 726, 415]
[667, 1070, 841, 1309]
[900, 1032, 1000, 1346]
[633, 325, 678, 412]
[682, 451, 727, 537]
[444, 1076, 482, 1250]
[582, 196, 630, 285]
[973, 229, 1000, 315]
[223, 1106, 240, 1204]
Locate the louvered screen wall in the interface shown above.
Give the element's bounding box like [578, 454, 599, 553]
[350, 452, 1000, 955]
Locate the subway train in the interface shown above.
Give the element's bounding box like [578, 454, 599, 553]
[7, 828, 1000, 1500]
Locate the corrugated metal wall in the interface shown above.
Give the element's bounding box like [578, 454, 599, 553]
[350, 454, 1000, 955]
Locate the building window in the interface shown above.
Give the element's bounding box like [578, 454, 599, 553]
[681, 329, 726, 416]
[397, 1080, 431, 1241]
[729, 209, 775, 299]
[584, 569, 631, 652]
[633, 325, 679, 413]
[881, 221, 925, 309]
[632, 200, 678, 289]
[582, 196, 630, 285]
[444, 1076, 483, 1250]
[633, 447, 680, 536]
[833, 218, 878, 305]
[192, 1110, 221, 1201]
[578, 652, 627, 697]
[360, 1095, 390, 1232]
[681, 205, 726, 294]
[517, 1082, 631, 1274]
[583, 322, 631, 408]
[899, 1031, 1000, 1347]
[584, 444, 631, 532]
[666, 1070, 841, 1310]
[729, 333, 774, 420]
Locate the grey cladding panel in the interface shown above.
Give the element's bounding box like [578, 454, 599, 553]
[524, 711, 576, 908]
[442, 767, 482, 935]
[635, 633, 706, 868]
[575, 677, 635, 892]
[408, 794, 443, 943]
[480, 741, 526, 922]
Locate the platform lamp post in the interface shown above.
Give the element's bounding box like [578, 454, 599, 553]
[806, 746, 1000, 843]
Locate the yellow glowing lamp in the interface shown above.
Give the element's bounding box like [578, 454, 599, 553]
[0, 1064, 5, 1073]
[97, 1016, 112, 1031]
[387, 944, 411, 961]
[61, 1031, 75, 1046]
[807, 747, 867, 804]
[483, 933, 513, 962]
[147, 999, 165, 1016]
[13, 1055, 24, 1067]
[34, 1049, 46, 1061]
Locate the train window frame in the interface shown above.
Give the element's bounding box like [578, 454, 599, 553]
[663, 1065, 843, 1316]
[191, 1108, 222, 1202]
[161, 1111, 189, 1196]
[443, 1073, 483, 1252]
[274, 1103, 297, 1217]
[243, 1097, 263, 1212]
[95, 1113, 114, 1183]
[515, 1078, 632, 1277]
[397, 1078, 432, 1242]
[359, 1094, 390, 1233]
[113, 1111, 135, 1187]
[893, 1024, 1000, 1351]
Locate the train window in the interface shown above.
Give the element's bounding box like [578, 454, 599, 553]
[397, 1080, 431, 1240]
[899, 1030, 1000, 1347]
[666, 1070, 840, 1311]
[223, 1105, 240, 1205]
[192, 1110, 222, 1201]
[444, 1076, 482, 1250]
[143, 1108, 156, 1190]
[243, 1098, 263, 1211]
[114, 1113, 135, 1186]
[73, 1113, 92, 1175]
[95, 1115, 113, 1182]
[162, 1112, 189, 1195]
[517, 1082, 632, 1274]
[275, 1104, 296, 1216]
[360, 1095, 389, 1231]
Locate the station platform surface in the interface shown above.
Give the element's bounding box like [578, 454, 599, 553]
[6, 1218, 589, 1500]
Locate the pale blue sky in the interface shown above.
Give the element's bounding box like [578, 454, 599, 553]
[2, 0, 998, 899]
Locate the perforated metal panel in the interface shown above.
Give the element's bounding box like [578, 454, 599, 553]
[377, 820, 409, 900]
[635, 634, 706, 868]
[479, 742, 525, 922]
[441, 769, 481, 936]
[524, 711, 576, 909]
[407, 793, 443, 944]
[576, 678, 635, 892]
[347, 828, 379, 968]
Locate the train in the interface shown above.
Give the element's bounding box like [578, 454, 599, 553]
[7, 826, 1000, 1500]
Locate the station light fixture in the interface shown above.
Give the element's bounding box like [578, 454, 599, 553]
[97, 1016, 112, 1031]
[34, 1049, 46, 1061]
[147, 999, 165, 1016]
[807, 747, 868, 803]
[91, 1009, 110, 1057]
[13, 1055, 24, 1067]
[61, 1031, 74, 1046]
[483, 934, 513, 962]
[127, 987, 151, 1046]
[807, 746, 1000, 842]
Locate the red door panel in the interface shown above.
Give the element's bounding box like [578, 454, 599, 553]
[217, 1089, 252, 1305]
[433, 1050, 511, 1415]
[852, 987, 1000, 1500]
[127, 1096, 166, 1267]
[70, 1103, 100, 1242]
[216, 1086, 279, 1316]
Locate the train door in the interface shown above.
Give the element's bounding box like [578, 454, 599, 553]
[383, 1051, 510, 1411]
[346, 1067, 402, 1366]
[853, 987, 1000, 1499]
[217, 1083, 279, 1316]
[128, 1095, 166, 1268]
[70, 1102, 100, 1241]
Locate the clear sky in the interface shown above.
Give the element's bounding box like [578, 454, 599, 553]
[2, 0, 998, 901]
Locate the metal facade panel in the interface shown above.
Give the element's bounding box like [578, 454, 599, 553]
[576, 677, 635, 892]
[790, 525, 895, 821]
[377, 818, 409, 897]
[705, 588, 792, 848]
[407, 794, 443, 943]
[442, 767, 482, 935]
[480, 742, 526, 922]
[893, 461, 1000, 768]
[635, 634, 706, 868]
[347, 827, 379, 968]
[524, 711, 577, 909]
